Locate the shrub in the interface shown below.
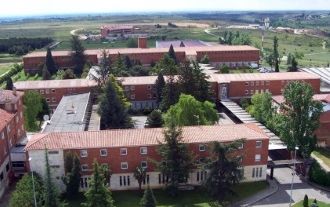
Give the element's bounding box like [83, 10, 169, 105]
[309, 162, 330, 187]
[0, 64, 23, 85]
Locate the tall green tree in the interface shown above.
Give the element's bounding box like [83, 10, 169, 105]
[9, 173, 44, 207]
[124, 56, 132, 69]
[155, 54, 177, 75]
[42, 64, 51, 80]
[273, 36, 280, 72]
[95, 49, 111, 87]
[157, 119, 194, 196]
[62, 152, 81, 198]
[5, 77, 13, 90]
[82, 161, 115, 207]
[248, 92, 274, 125]
[44, 148, 60, 207]
[37, 97, 50, 127]
[279, 82, 323, 159]
[71, 35, 86, 76]
[23, 91, 43, 131]
[98, 77, 132, 129]
[113, 53, 127, 76]
[133, 166, 147, 192]
[205, 140, 244, 202]
[164, 94, 218, 126]
[288, 56, 298, 72]
[145, 109, 163, 128]
[155, 72, 165, 106]
[168, 44, 178, 65]
[140, 186, 156, 207]
[45, 47, 58, 75]
[160, 75, 179, 112]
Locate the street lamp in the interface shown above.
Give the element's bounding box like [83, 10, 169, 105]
[29, 157, 37, 207]
[289, 146, 298, 207]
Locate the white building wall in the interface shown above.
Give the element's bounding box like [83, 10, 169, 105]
[0, 156, 10, 198]
[28, 149, 66, 191]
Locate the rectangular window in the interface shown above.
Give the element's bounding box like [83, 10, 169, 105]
[141, 161, 147, 169]
[255, 154, 261, 162]
[256, 141, 262, 148]
[45, 89, 50, 94]
[259, 167, 263, 177]
[124, 86, 129, 91]
[158, 174, 161, 184]
[199, 144, 206, 152]
[265, 89, 270, 93]
[250, 90, 254, 95]
[146, 175, 149, 184]
[245, 82, 249, 86]
[130, 94, 135, 100]
[50, 165, 60, 168]
[261, 81, 264, 86]
[51, 89, 56, 93]
[52, 97, 56, 103]
[48, 150, 59, 154]
[256, 81, 259, 86]
[252, 168, 255, 178]
[127, 176, 130, 186]
[121, 162, 128, 170]
[80, 149, 88, 157]
[120, 176, 122, 186]
[81, 164, 88, 171]
[6, 163, 9, 172]
[0, 172, 3, 181]
[140, 147, 147, 155]
[100, 149, 108, 157]
[130, 86, 135, 91]
[255, 167, 259, 177]
[245, 90, 249, 95]
[120, 148, 127, 155]
[197, 172, 200, 181]
[40, 90, 44, 94]
[147, 85, 152, 90]
[251, 81, 254, 86]
[46, 98, 50, 102]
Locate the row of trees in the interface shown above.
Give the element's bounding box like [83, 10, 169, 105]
[0, 37, 53, 55]
[219, 31, 251, 45]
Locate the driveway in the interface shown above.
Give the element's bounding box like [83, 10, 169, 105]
[252, 167, 330, 207]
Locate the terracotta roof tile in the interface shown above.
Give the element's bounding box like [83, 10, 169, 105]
[0, 109, 14, 131]
[25, 124, 268, 151]
[0, 90, 24, 104]
[273, 93, 330, 104]
[14, 79, 98, 90]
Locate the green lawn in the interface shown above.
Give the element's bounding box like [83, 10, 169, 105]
[312, 148, 330, 169]
[0, 53, 22, 64]
[293, 199, 330, 207]
[0, 64, 12, 76]
[66, 181, 268, 207]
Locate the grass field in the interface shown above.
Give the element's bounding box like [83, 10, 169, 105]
[293, 199, 330, 207]
[0, 63, 13, 76]
[66, 181, 268, 207]
[312, 148, 330, 169]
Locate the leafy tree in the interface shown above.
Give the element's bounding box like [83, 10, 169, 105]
[45, 47, 58, 75]
[36, 97, 50, 126]
[140, 186, 156, 207]
[200, 55, 209, 64]
[288, 56, 298, 72]
[219, 65, 230, 74]
[248, 92, 274, 125]
[44, 148, 61, 207]
[82, 161, 115, 207]
[145, 109, 163, 128]
[62, 152, 81, 198]
[164, 94, 218, 126]
[130, 65, 149, 76]
[23, 91, 43, 131]
[157, 119, 194, 196]
[168, 44, 178, 65]
[124, 55, 132, 69]
[155, 72, 165, 106]
[98, 77, 132, 129]
[9, 173, 44, 207]
[160, 76, 179, 112]
[287, 53, 293, 65]
[133, 166, 146, 192]
[5, 77, 13, 90]
[205, 140, 244, 202]
[127, 38, 138, 48]
[71, 35, 86, 76]
[266, 53, 275, 69]
[273, 36, 280, 72]
[279, 82, 323, 159]
[42, 65, 51, 80]
[303, 194, 309, 207]
[62, 69, 76, 79]
[155, 54, 177, 75]
[113, 53, 127, 76]
[95, 49, 111, 87]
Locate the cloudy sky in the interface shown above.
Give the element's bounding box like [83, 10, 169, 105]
[0, 0, 329, 17]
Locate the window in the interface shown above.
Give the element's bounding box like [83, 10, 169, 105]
[40, 90, 44, 94]
[265, 89, 270, 93]
[238, 143, 244, 149]
[256, 81, 259, 86]
[255, 89, 259, 94]
[256, 141, 262, 148]
[261, 81, 265, 86]
[45, 89, 50, 94]
[252, 168, 255, 178]
[147, 85, 152, 90]
[245, 82, 249, 86]
[250, 90, 254, 95]
[81, 164, 88, 171]
[80, 149, 88, 157]
[6, 163, 9, 172]
[50, 165, 60, 168]
[255, 154, 261, 162]
[121, 162, 128, 170]
[251, 81, 254, 86]
[48, 150, 59, 154]
[100, 149, 107, 157]
[259, 167, 263, 177]
[245, 90, 249, 95]
[124, 86, 129, 91]
[120, 148, 127, 155]
[140, 147, 147, 155]
[51, 89, 56, 93]
[141, 161, 148, 169]
[46, 98, 50, 102]
[130, 94, 135, 100]
[147, 94, 151, 99]
[199, 144, 206, 152]
[130, 86, 135, 91]
[52, 97, 56, 103]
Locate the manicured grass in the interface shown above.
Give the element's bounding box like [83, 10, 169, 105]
[0, 64, 12, 76]
[293, 199, 330, 207]
[66, 181, 268, 207]
[12, 70, 42, 81]
[0, 53, 22, 64]
[312, 148, 330, 169]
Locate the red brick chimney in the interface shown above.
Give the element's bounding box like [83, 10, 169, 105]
[138, 37, 147, 48]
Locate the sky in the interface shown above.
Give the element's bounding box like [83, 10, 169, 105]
[0, 0, 329, 17]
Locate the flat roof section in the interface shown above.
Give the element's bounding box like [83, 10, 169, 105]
[42, 93, 91, 133]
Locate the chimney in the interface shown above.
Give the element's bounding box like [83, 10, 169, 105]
[12, 87, 17, 96]
[138, 37, 147, 49]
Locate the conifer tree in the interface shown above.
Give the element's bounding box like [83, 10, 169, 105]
[45, 47, 57, 75]
[62, 152, 81, 198]
[155, 72, 165, 106]
[273, 36, 280, 72]
[44, 148, 60, 207]
[145, 109, 163, 128]
[42, 64, 51, 80]
[140, 186, 156, 207]
[71, 35, 86, 76]
[5, 77, 13, 90]
[82, 161, 115, 207]
[168, 44, 178, 65]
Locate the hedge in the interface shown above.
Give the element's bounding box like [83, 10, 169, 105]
[309, 161, 330, 187]
[0, 64, 23, 85]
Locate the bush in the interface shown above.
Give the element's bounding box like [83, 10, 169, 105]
[309, 162, 330, 187]
[0, 64, 23, 85]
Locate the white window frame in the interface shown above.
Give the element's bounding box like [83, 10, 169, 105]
[80, 149, 88, 158]
[140, 147, 147, 155]
[255, 154, 261, 162]
[141, 161, 148, 169]
[121, 162, 128, 170]
[130, 94, 135, 100]
[199, 144, 206, 152]
[256, 141, 262, 148]
[81, 164, 88, 171]
[100, 149, 108, 157]
[130, 86, 135, 91]
[120, 148, 127, 156]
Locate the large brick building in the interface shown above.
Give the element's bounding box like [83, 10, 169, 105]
[14, 79, 98, 110]
[0, 90, 25, 197]
[25, 123, 269, 191]
[23, 45, 260, 74]
[272, 94, 330, 147]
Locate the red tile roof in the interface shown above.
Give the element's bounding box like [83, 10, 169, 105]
[0, 90, 24, 104]
[25, 124, 268, 151]
[14, 79, 98, 90]
[0, 109, 14, 131]
[272, 94, 330, 104]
